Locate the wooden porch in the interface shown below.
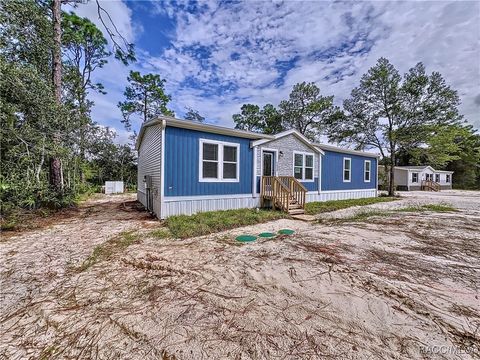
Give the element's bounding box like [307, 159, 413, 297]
[260, 176, 307, 215]
[421, 180, 441, 192]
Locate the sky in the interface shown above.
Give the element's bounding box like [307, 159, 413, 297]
[69, 0, 480, 144]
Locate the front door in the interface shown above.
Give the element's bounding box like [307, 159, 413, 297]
[263, 151, 275, 176]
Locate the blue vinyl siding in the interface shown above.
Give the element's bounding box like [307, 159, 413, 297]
[321, 150, 377, 190]
[164, 126, 253, 196]
[302, 178, 318, 191]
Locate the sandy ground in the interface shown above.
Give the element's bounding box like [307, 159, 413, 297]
[0, 191, 479, 359]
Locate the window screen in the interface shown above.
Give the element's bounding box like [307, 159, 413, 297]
[343, 158, 351, 181]
[364, 161, 371, 181]
[304, 155, 313, 180]
[200, 141, 239, 181]
[223, 146, 237, 179]
[294, 154, 303, 180]
[202, 143, 218, 178]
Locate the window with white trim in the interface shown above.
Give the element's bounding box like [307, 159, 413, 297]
[343, 157, 351, 182]
[199, 139, 239, 182]
[435, 174, 440, 183]
[223, 145, 238, 179]
[364, 160, 371, 182]
[446, 174, 451, 183]
[412, 172, 418, 183]
[293, 152, 314, 181]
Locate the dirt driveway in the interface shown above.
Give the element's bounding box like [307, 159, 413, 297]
[1, 191, 479, 359]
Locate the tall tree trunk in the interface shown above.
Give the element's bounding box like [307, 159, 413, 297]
[52, 0, 62, 102]
[388, 152, 396, 196]
[50, 0, 63, 191]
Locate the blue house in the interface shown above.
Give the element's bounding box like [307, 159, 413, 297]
[136, 116, 378, 219]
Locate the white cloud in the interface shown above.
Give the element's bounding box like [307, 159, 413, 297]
[75, 1, 480, 137]
[66, 0, 137, 43]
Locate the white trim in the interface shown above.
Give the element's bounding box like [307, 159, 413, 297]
[314, 143, 379, 158]
[165, 187, 379, 199]
[315, 188, 377, 194]
[396, 166, 453, 173]
[260, 148, 278, 177]
[433, 170, 454, 174]
[164, 194, 255, 202]
[252, 146, 257, 197]
[343, 157, 351, 182]
[292, 151, 315, 182]
[411, 172, 419, 183]
[318, 153, 322, 193]
[160, 122, 166, 217]
[199, 138, 240, 183]
[251, 129, 324, 155]
[364, 160, 371, 183]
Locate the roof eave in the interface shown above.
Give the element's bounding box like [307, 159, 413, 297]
[135, 115, 273, 150]
[251, 129, 325, 154]
[314, 143, 380, 158]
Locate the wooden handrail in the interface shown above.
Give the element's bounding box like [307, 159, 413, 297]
[273, 177, 290, 212]
[421, 180, 440, 192]
[260, 176, 307, 212]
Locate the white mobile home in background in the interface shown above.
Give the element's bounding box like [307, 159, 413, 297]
[380, 166, 453, 191]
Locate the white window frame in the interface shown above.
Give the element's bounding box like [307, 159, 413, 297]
[343, 157, 351, 182]
[435, 173, 440, 183]
[292, 151, 315, 182]
[364, 160, 371, 182]
[446, 174, 451, 183]
[199, 139, 240, 182]
[412, 172, 418, 183]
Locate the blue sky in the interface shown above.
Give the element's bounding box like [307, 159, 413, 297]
[70, 0, 480, 144]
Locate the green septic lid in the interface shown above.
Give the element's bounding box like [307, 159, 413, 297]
[278, 229, 295, 235]
[258, 232, 276, 238]
[236, 235, 257, 242]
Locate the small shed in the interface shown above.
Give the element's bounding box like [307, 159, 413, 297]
[105, 181, 124, 194]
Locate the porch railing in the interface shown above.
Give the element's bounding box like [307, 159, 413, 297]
[260, 176, 307, 212]
[421, 180, 440, 192]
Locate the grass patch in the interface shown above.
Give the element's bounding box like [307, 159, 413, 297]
[305, 196, 398, 215]
[79, 230, 140, 271]
[322, 203, 457, 224]
[324, 209, 393, 224]
[397, 203, 457, 213]
[165, 208, 286, 238]
[420, 204, 457, 212]
[150, 227, 172, 239]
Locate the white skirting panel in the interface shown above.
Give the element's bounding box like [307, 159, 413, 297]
[306, 189, 377, 202]
[161, 196, 261, 219]
[137, 191, 146, 207]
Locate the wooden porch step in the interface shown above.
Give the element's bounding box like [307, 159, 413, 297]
[289, 204, 302, 210]
[288, 209, 305, 215]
